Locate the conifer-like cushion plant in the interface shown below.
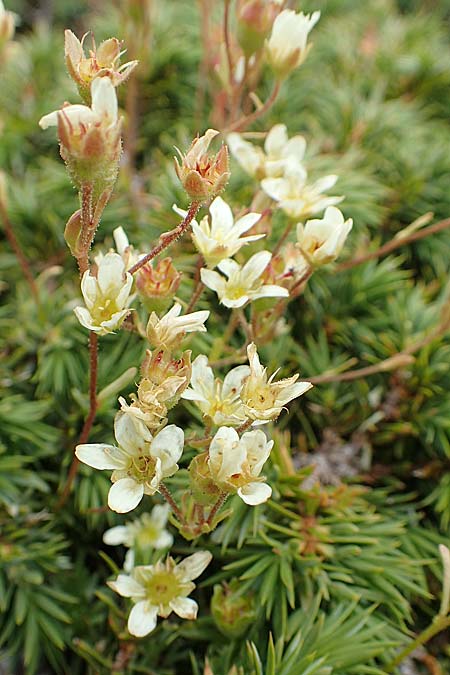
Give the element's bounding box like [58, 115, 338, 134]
[1, 0, 450, 673]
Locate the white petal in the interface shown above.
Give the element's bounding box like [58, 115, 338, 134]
[150, 425, 184, 471]
[209, 426, 245, 482]
[103, 525, 129, 546]
[176, 551, 213, 581]
[80, 272, 97, 308]
[209, 196, 233, 234]
[232, 212, 262, 236]
[108, 478, 144, 513]
[217, 258, 240, 278]
[253, 284, 289, 300]
[276, 380, 313, 405]
[201, 268, 227, 295]
[153, 531, 174, 549]
[127, 601, 158, 637]
[75, 443, 124, 470]
[91, 76, 118, 123]
[108, 574, 145, 598]
[222, 365, 251, 399]
[169, 596, 198, 619]
[97, 252, 125, 296]
[74, 306, 98, 332]
[242, 251, 272, 283]
[238, 482, 272, 505]
[114, 411, 153, 456]
[264, 124, 288, 157]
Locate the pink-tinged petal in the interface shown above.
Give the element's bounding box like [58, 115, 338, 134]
[127, 601, 158, 637]
[103, 525, 129, 546]
[75, 443, 124, 470]
[176, 551, 213, 581]
[238, 482, 272, 505]
[108, 478, 144, 513]
[169, 597, 198, 619]
[108, 574, 145, 598]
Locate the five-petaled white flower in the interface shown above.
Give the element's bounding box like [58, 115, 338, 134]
[201, 251, 288, 308]
[296, 206, 353, 266]
[146, 303, 210, 349]
[108, 551, 212, 637]
[103, 504, 173, 571]
[208, 426, 274, 505]
[241, 342, 312, 424]
[227, 124, 306, 180]
[262, 164, 342, 220]
[74, 252, 133, 335]
[181, 355, 250, 426]
[75, 412, 184, 513]
[175, 196, 264, 269]
[266, 9, 320, 76]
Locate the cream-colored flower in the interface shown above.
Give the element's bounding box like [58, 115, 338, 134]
[103, 504, 173, 570]
[261, 164, 342, 219]
[181, 355, 250, 426]
[74, 252, 132, 335]
[75, 412, 184, 513]
[113, 226, 142, 270]
[174, 129, 230, 201]
[208, 426, 273, 505]
[108, 551, 212, 637]
[227, 124, 306, 180]
[296, 206, 353, 266]
[241, 343, 312, 424]
[201, 251, 288, 308]
[65, 30, 138, 97]
[146, 303, 209, 349]
[175, 196, 264, 268]
[266, 9, 320, 76]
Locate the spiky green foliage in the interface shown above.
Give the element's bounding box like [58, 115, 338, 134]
[1, 0, 450, 673]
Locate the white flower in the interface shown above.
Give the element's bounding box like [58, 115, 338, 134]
[108, 551, 212, 637]
[296, 206, 353, 266]
[146, 303, 210, 349]
[208, 426, 273, 505]
[73, 252, 133, 335]
[261, 165, 343, 219]
[266, 9, 320, 76]
[75, 412, 184, 513]
[241, 342, 312, 424]
[227, 124, 306, 180]
[181, 355, 250, 426]
[39, 76, 118, 133]
[103, 504, 173, 570]
[201, 251, 288, 308]
[175, 196, 264, 269]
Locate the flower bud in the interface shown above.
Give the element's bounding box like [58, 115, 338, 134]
[63, 209, 83, 256]
[189, 452, 223, 506]
[211, 580, 255, 638]
[65, 30, 138, 103]
[174, 129, 230, 202]
[237, 0, 279, 56]
[39, 78, 122, 191]
[136, 257, 181, 313]
[266, 9, 320, 78]
[141, 348, 192, 409]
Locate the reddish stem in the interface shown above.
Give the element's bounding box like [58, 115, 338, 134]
[129, 202, 201, 275]
[226, 81, 281, 133]
[206, 492, 228, 527]
[57, 332, 99, 508]
[159, 482, 185, 523]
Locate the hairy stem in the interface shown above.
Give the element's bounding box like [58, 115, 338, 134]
[206, 491, 228, 527]
[129, 201, 201, 275]
[159, 482, 185, 523]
